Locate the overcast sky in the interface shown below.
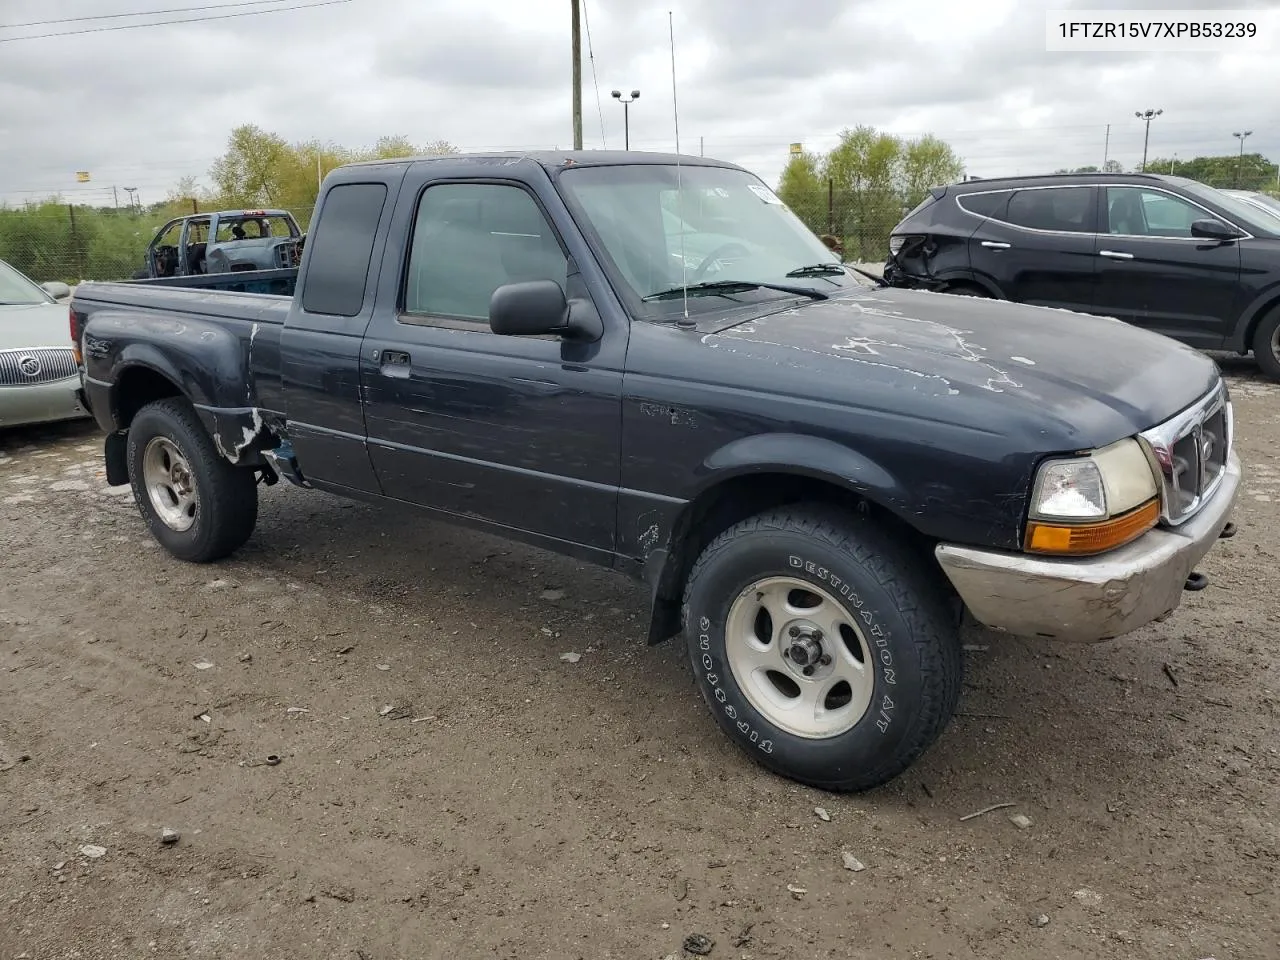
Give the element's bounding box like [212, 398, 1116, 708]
[1, 0, 1277, 207]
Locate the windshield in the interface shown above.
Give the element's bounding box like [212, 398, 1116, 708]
[1172, 179, 1280, 235]
[0, 258, 51, 306]
[557, 163, 857, 316]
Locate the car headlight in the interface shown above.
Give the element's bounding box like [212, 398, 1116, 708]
[1025, 438, 1160, 556]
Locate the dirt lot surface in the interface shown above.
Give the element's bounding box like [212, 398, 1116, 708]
[2, 360, 1277, 960]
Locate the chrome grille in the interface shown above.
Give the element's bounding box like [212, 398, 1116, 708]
[1139, 381, 1232, 526]
[0, 347, 79, 387]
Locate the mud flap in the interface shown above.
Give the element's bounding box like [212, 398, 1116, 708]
[104, 431, 129, 486]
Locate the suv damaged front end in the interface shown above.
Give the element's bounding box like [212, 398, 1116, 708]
[935, 378, 1240, 642]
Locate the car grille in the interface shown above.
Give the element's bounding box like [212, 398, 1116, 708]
[0, 347, 79, 387]
[1139, 381, 1232, 526]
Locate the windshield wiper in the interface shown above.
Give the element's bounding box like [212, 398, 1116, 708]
[784, 262, 846, 278]
[643, 280, 828, 302]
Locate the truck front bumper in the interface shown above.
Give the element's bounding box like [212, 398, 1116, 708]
[935, 450, 1241, 642]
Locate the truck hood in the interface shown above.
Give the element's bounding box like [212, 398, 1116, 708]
[704, 286, 1222, 450]
[0, 301, 68, 352]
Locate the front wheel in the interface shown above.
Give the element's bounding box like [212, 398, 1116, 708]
[681, 505, 962, 792]
[127, 398, 258, 562]
[1251, 307, 1280, 381]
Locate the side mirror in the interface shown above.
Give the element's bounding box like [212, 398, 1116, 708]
[489, 280, 570, 337]
[1190, 218, 1240, 241]
[41, 281, 72, 300]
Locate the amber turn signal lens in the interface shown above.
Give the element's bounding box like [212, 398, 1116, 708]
[1025, 498, 1160, 556]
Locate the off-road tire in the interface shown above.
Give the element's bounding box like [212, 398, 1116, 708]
[681, 504, 962, 792]
[127, 398, 258, 562]
[1251, 306, 1280, 381]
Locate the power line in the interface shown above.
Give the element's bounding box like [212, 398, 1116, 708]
[0, 0, 352, 42]
[1, 0, 295, 29]
[581, 0, 607, 149]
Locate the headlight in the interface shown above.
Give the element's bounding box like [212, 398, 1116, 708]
[1025, 438, 1160, 556]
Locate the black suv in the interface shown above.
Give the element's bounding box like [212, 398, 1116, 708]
[882, 173, 1280, 379]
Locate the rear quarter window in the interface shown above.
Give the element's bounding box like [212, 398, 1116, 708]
[955, 191, 1011, 220]
[301, 183, 389, 318]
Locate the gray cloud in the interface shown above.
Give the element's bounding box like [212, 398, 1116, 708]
[1, 0, 1276, 207]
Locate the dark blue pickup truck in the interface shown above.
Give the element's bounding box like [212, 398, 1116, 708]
[71, 151, 1242, 792]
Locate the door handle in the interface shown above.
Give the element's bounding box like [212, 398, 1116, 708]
[980, 241, 1011, 249]
[378, 349, 411, 379]
[1099, 250, 1134, 260]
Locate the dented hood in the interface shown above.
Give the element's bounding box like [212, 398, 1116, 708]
[701, 286, 1222, 450]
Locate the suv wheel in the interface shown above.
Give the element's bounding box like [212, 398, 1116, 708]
[1252, 306, 1280, 381]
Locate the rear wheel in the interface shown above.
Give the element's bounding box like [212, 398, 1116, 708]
[127, 398, 258, 562]
[1252, 306, 1280, 381]
[681, 504, 962, 792]
[945, 282, 990, 298]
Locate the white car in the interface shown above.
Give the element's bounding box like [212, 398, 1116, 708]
[1, 258, 87, 429]
[1221, 188, 1280, 225]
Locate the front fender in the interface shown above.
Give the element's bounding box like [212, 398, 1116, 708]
[637, 432, 910, 644]
[698, 432, 905, 509]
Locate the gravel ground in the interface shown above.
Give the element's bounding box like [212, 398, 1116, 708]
[1, 357, 1277, 960]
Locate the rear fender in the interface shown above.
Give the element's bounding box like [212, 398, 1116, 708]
[93, 311, 272, 466]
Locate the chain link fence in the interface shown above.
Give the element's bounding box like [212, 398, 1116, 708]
[0, 203, 317, 284]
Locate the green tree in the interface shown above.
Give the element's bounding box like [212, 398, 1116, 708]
[776, 151, 827, 233]
[899, 134, 965, 209]
[1145, 152, 1278, 191]
[209, 124, 297, 206]
[776, 127, 964, 261]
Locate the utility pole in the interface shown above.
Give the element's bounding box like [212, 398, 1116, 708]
[1102, 123, 1110, 168]
[571, 0, 583, 150]
[1135, 108, 1162, 172]
[124, 187, 139, 213]
[112, 186, 119, 209]
[1233, 130, 1252, 187]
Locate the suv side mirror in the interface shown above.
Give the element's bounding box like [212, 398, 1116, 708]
[1190, 218, 1241, 241]
[41, 281, 71, 300]
[489, 280, 571, 337]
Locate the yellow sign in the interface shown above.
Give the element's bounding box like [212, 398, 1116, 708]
[75, 171, 91, 182]
[789, 143, 803, 155]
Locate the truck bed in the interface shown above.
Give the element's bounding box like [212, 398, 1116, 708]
[73, 276, 293, 447]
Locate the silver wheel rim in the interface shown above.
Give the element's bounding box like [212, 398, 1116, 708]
[724, 576, 875, 739]
[142, 436, 198, 532]
[1271, 322, 1280, 360]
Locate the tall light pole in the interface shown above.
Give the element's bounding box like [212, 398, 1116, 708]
[611, 89, 639, 150]
[1135, 108, 1162, 172]
[1233, 130, 1252, 187]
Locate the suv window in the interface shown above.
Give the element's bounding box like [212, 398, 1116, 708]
[1004, 187, 1094, 232]
[956, 191, 1011, 219]
[1105, 186, 1204, 238]
[404, 182, 567, 322]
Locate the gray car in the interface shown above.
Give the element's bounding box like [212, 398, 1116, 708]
[0, 259, 86, 429]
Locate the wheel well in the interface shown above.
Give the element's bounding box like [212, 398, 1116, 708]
[646, 472, 943, 644]
[113, 366, 183, 428]
[943, 279, 993, 297]
[1243, 296, 1280, 353]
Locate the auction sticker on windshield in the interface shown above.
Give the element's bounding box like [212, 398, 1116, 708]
[748, 184, 784, 205]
